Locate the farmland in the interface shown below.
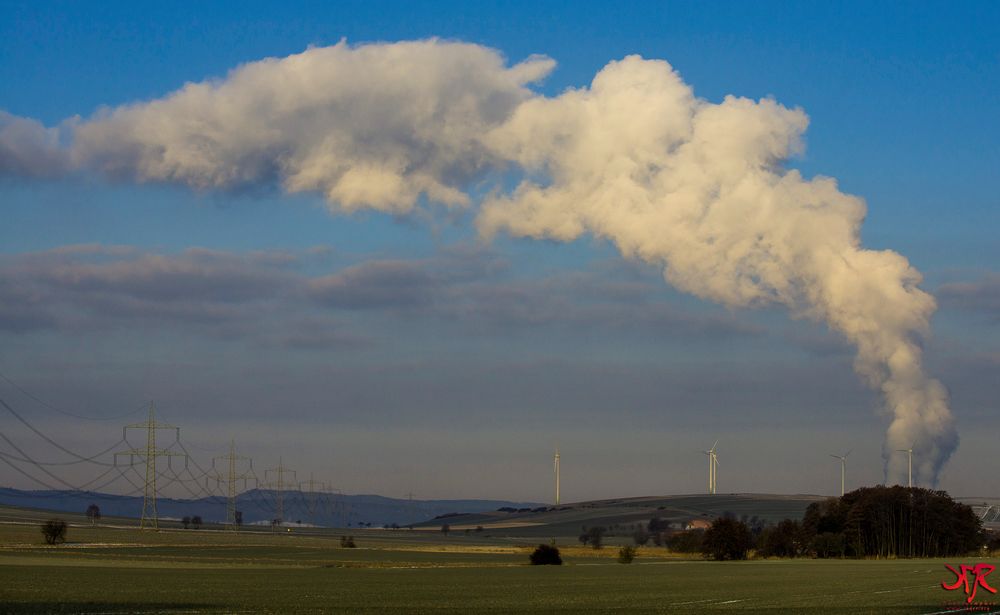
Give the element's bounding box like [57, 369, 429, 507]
[0, 505, 994, 614]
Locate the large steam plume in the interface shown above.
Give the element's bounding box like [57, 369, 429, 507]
[1, 39, 956, 484]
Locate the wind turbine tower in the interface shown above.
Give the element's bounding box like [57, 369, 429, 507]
[829, 450, 851, 496]
[554, 448, 560, 506]
[896, 447, 914, 488]
[703, 441, 719, 494]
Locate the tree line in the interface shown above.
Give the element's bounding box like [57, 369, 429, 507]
[659, 486, 988, 560]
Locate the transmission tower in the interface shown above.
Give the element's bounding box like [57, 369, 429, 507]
[114, 402, 186, 530]
[298, 473, 326, 526]
[323, 485, 346, 528]
[209, 440, 254, 531]
[264, 457, 296, 526]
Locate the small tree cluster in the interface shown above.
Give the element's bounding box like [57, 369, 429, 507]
[802, 486, 983, 558]
[578, 526, 606, 549]
[340, 536, 356, 548]
[41, 519, 67, 545]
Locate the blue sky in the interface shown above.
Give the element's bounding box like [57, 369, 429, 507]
[0, 1, 997, 502]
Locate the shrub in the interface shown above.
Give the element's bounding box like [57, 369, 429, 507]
[41, 519, 67, 545]
[529, 544, 562, 565]
[340, 535, 356, 548]
[702, 517, 751, 561]
[618, 545, 637, 564]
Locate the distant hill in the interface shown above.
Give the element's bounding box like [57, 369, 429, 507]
[0, 487, 540, 527]
[412, 493, 829, 537]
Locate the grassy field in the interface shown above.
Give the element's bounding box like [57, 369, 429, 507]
[1, 511, 995, 614]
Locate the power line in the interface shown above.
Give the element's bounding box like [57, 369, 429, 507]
[0, 395, 121, 466]
[0, 369, 145, 421]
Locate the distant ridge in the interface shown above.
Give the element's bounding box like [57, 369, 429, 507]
[0, 487, 540, 527]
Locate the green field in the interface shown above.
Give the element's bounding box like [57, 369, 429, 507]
[1, 508, 995, 614]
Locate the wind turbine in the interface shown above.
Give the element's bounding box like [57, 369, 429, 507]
[553, 448, 560, 506]
[829, 449, 852, 496]
[896, 446, 914, 488]
[703, 441, 719, 494]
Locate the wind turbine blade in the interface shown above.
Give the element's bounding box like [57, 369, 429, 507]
[712, 440, 719, 451]
[844, 449, 853, 459]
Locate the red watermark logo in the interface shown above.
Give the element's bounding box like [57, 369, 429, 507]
[942, 563, 997, 605]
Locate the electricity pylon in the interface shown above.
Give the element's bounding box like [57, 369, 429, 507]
[264, 457, 296, 526]
[323, 485, 346, 528]
[115, 402, 186, 530]
[298, 473, 326, 526]
[209, 440, 254, 531]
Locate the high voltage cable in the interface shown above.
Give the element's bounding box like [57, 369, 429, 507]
[0, 454, 144, 499]
[0, 396, 122, 465]
[0, 432, 125, 466]
[0, 369, 145, 421]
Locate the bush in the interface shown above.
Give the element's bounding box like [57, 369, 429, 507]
[618, 545, 637, 564]
[702, 517, 751, 561]
[41, 519, 67, 545]
[529, 544, 562, 565]
[340, 535, 356, 548]
[191, 515, 202, 530]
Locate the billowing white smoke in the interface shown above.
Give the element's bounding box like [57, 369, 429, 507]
[478, 56, 956, 485]
[2, 39, 956, 484]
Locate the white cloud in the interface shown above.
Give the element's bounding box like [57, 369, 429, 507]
[69, 39, 554, 213]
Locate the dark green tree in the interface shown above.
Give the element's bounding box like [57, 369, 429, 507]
[41, 519, 67, 545]
[702, 517, 751, 561]
[85, 504, 101, 526]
